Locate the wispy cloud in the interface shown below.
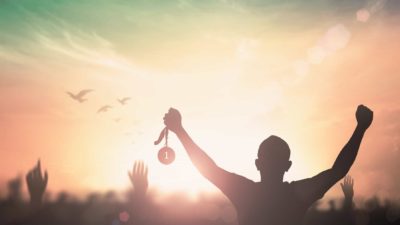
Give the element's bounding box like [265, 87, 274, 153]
[35, 31, 133, 71]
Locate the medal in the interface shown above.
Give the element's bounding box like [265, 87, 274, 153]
[154, 127, 175, 165]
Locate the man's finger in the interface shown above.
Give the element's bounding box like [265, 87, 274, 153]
[134, 161, 138, 175]
[140, 161, 145, 175]
[44, 171, 48, 184]
[128, 171, 132, 180]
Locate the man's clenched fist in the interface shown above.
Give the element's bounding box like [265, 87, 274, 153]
[164, 108, 183, 133]
[356, 105, 373, 130]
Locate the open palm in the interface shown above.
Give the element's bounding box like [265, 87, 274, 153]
[128, 161, 148, 196]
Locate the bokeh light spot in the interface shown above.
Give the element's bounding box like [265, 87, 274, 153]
[119, 211, 130, 223]
[357, 9, 370, 22]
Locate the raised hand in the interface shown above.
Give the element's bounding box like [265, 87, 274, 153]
[26, 159, 48, 207]
[356, 105, 373, 130]
[163, 107, 183, 133]
[128, 161, 148, 197]
[340, 175, 354, 200]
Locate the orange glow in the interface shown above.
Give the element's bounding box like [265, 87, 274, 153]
[1, 17, 400, 200]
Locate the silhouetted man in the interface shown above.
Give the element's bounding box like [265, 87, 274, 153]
[163, 105, 373, 225]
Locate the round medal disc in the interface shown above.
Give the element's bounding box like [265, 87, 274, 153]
[158, 146, 175, 165]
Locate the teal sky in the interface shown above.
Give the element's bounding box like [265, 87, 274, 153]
[1, 0, 397, 70]
[0, 0, 390, 58]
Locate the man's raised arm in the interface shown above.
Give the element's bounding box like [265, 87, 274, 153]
[329, 105, 373, 180]
[295, 105, 373, 203]
[163, 108, 223, 179]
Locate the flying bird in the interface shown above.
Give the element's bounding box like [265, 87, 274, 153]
[117, 97, 131, 105]
[66, 89, 93, 103]
[97, 105, 112, 113]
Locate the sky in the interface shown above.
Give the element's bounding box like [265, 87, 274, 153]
[0, 0, 399, 202]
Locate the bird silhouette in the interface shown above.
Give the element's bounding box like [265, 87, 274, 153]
[66, 89, 93, 103]
[97, 105, 112, 113]
[117, 97, 131, 105]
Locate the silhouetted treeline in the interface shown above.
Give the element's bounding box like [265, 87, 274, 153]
[1, 174, 400, 225]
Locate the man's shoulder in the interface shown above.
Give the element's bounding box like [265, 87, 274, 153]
[215, 172, 255, 200]
[227, 172, 255, 185]
[287, 178, 325, 203]
[288, 177, 315, 185]
[285, 178, 316, 196]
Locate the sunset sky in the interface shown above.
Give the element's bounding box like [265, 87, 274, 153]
[0, 0, 399, 202]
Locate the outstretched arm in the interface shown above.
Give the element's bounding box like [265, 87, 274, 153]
[329, 105, 373, 181]
[163, 108, 252, 198]
[295, 105, 373, 203]
[178, 128, 221, 178]
[163, 108, 223, 180]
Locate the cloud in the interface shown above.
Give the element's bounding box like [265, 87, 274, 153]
[36, 30, 129, 69]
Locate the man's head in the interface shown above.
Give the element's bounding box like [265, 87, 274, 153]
[255, 135, 292, 180]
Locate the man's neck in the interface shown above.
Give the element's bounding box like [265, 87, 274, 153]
[260, 173, 284, 185]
